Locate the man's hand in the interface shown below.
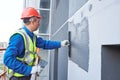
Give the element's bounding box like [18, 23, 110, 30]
[31, 65, 43, 74]
[61, 40, 70, 46]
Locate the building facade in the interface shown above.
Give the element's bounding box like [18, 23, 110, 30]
[24, 0, 120, 80]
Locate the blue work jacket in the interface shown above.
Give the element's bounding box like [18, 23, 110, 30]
[4, 26, 61, 76]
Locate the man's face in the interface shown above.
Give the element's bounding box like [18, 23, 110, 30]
[32, 17, 41, 31]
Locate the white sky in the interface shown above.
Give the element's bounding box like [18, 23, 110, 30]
[0, 0, 23, 42]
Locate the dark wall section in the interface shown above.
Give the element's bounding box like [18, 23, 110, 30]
[102, 45, 120, 80]
[69, 17, 89, 71]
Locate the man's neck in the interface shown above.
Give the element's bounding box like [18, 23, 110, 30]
[25, 25, 33, 32]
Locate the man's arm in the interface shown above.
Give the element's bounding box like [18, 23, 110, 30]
[36, 37, 61, 49]
[3, 34, 32, 76]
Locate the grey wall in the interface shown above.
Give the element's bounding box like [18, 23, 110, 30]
[49, 0, 69, 80]
[51, 0, 69, 34]
[69, 0, 88, 17]
[51, 25, 68, 80]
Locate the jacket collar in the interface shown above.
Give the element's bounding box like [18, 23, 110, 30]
[22, 26, 34, 39]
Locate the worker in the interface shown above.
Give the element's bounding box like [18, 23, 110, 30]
[3, 7, 69, 80]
